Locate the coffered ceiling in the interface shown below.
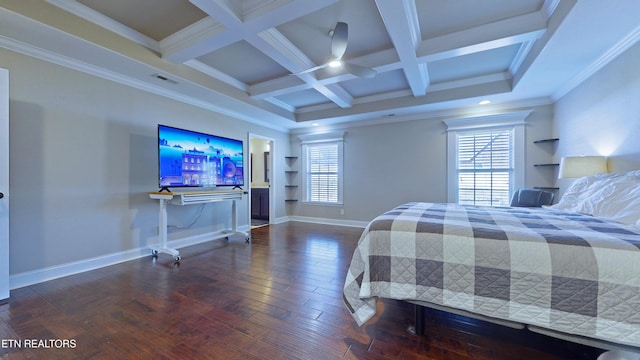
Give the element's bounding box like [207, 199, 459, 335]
[1, 0, 639, 130]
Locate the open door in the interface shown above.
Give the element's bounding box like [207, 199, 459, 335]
[0, 68, 9, 301]
[249, 134, 274, 228]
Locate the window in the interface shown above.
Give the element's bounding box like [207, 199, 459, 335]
[444, 112, 527, 206]
[299, 132, 344, 204]
[456, 128, 513, 206]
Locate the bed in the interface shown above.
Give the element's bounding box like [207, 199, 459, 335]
[343, 170, 640, 351]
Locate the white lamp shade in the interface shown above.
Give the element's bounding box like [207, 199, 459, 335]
[558, 156, 607, 179]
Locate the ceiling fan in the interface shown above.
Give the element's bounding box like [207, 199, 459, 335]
[293, 22, 377, 78]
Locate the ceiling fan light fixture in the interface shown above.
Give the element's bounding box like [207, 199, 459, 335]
[291, 22, 375, 78]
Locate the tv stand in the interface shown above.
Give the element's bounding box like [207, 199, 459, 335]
[148, 190, 249, 262]
[158, 186, 171, 193]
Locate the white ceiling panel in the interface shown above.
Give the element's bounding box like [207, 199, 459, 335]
[275, 88, 332, 108]
[339, 69, 409, 98]
[417, 0, 542, 38]
[78, 0, 207, 41]
[428, 44, 521, 84]
[197, 41, 289, 84]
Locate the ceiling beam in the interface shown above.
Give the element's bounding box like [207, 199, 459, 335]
[0, 6, 297, 130]
[512, 0, 575, 89]
[164, 0, 338, 63]
[181, 0, 353, 108]
[46, 0, 552, 120]
[249, 48, 400, 100]
[297, 72, 512, 115]
[295, 76, 513, 123]
[255, 28, 353, 108]
[375, 0, 429, 97]
[416, 12, 547, 62]
[249, 9, 547, 102]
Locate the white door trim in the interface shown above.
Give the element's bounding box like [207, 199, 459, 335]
[248, 133, 275, 225]
[0, 68, 10, 301]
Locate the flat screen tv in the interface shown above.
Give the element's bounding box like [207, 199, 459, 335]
[158, 124, 244, 190]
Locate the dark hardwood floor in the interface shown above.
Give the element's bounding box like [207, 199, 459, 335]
[0, 222, 605, 359]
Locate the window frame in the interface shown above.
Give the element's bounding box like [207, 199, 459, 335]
[298, 132, 344, 205]
[444, 112, 528, 205]
[455, 127, 515, 206]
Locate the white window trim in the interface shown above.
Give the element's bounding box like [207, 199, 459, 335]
[443, 111, 529, 204]
[298, 132, 345, 205]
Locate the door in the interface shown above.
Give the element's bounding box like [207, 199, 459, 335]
[248, 134, 274, 225]
[0, 68, 9, 301]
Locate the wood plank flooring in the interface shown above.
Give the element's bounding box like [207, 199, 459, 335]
[0, 222, 605, 359]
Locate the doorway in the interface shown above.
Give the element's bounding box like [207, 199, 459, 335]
[249, 134, 274, 228]
[0, 68, 9, 301]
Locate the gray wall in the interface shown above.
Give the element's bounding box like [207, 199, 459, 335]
[554, 40, 640, 192]
[289, 106, 554, 222]
[4, 48, 289, 275]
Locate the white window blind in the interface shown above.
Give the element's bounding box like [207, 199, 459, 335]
[444, 112, 528, 205]
[456, 128, 514, 206]
[303, 142, 342, 203]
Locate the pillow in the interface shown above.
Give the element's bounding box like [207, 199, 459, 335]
[550, 170, 640, 226]
[549, 175, 598, 213]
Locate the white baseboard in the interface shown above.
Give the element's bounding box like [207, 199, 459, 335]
[286, 215, 368, 228]
[8, 217, 365, 290]
[271, 216, 291, 224]
[9, 228, 245, 290]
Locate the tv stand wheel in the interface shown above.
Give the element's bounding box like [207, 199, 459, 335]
[173, 255, 181, 262]
[224, 236, 229, 242]
[151, 249, 158, 256]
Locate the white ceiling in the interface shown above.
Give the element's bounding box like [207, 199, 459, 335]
[2, 0, 640, 131]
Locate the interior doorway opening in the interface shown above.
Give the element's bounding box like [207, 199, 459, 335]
[249, 134, 274, 228]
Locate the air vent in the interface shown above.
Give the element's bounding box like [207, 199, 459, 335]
[152, 74, 178, 84]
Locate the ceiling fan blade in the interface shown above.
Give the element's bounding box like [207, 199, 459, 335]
[291, 63, 327, 76]
[344, 63, 377, 78]
[331, 22, 348, 60]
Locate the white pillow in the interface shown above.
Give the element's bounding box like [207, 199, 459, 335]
[550, 173, 607, 213]
[550, 170, 640, 226]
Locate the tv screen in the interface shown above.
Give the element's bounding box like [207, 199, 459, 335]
[158, 125, 244, 189]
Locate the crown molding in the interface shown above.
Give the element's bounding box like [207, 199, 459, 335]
[290, 97, 553, 134]
[442, 110, 532, 131]
[46, 0, 159, 51]
[184, 59, 248, 91]
[0, 30, 289, 133]
[160, 17, 225, 62]
[552, 24, 640, 101]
